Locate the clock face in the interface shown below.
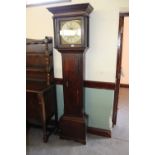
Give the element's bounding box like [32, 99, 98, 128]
[60, 20, 82, 45]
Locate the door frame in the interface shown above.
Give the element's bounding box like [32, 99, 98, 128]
[112, 12, 129, 126]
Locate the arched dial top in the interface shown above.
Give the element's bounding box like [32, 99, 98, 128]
[60, 20, 82, 45]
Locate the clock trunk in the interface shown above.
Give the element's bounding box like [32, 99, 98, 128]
[62, 53, 84, 116]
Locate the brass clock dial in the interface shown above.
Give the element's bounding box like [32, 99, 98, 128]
[60, 20, 82, 45]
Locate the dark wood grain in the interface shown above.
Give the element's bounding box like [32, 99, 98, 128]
[120, 84, 129, 88]
[87, 127, 111, 138]
[120, 13, 129, 17]
[59, 115, 87, 144]
[26, 37, 54, 86]
[48, 3, 93, 144]
[26, 37, 58, 142]
[47, 3, 93, 17]
[59, 50, 87, 144]
[84, 80, 115, 90]
[62, 52, 84, 116]
[112, 13, 129, 125]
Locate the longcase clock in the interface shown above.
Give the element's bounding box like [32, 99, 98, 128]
[48, 3, 93, 144]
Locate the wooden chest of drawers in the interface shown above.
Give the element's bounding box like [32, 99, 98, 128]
[26, 37, 54, 85]
[26, 37, 57, 142]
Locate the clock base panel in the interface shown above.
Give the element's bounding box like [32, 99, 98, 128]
[59, 115, 87, 144]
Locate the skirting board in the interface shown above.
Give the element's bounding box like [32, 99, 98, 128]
[54, 78, 115, 90]
[57, 120, 111, 138]
[87, 127, 111, 138]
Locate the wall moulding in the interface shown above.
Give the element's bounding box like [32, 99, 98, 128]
[54, 78, 115, 90]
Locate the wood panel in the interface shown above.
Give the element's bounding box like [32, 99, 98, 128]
[62, 53, 84, 116]
[87, 127, 111, 137]
[120, 84, 129, 88]
[112, 13, 129, 125]
[84, 80, 115, 90]
[54, 78, 115, 90]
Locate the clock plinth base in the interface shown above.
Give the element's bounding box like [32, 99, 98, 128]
[59, 115, 87, 144]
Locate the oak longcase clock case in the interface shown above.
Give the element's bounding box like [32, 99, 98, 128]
[48, 3, 93, 144]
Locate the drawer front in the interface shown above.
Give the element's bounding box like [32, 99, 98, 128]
[26, 70, 53, 83]
[26, 55, 53, 68]
[26, 43, 53, 53]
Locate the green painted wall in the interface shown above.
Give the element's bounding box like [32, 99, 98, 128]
[56, 85, 114, 130]
[56, 85, 64, 119]
[85, 88, 114, 130]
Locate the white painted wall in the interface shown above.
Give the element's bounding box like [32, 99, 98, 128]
[121, 17, 129, 84]
[26, 0, 129, 82]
